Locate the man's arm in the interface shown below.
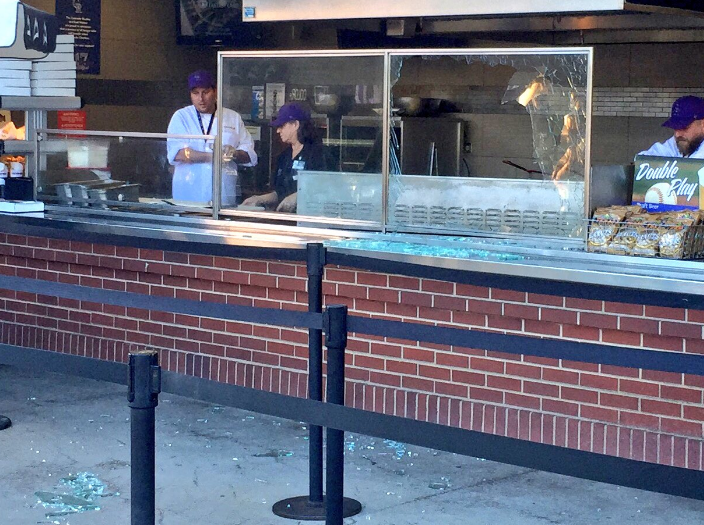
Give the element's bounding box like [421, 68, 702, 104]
[174, 147, 212, 163]
[223, 145, 250, 164]
[223, 110, 258, 166]
[168, 108, 212, 164]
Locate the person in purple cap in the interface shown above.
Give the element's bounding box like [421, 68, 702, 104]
[242, 102, 328, 213]
[167, 70, 257, 206]
[639, 95, 704, 158]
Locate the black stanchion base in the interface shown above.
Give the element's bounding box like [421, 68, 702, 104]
[272, 496, 362, 520]
[0, 415, 11, 430]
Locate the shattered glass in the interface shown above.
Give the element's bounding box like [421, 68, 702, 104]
[388, 51, 590, 239]
[325, 238, 525, 262]
[35, 472, 117, 519]
[253, 449, 294, 458]
[428, 476, 452, 490]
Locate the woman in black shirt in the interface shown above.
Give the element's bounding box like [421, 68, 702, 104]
[242, 102, 327, 212]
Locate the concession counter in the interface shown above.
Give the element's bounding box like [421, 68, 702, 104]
[10, 46, 704, 274]
[3, 47, 704, 485]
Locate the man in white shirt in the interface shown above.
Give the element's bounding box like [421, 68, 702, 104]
[639, 96, 704, 159]
[167, 70, 257, 206]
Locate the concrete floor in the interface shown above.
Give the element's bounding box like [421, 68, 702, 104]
[1, 365, 703, 525]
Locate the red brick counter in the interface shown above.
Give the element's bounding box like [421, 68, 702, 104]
[0, 232, 702, 470]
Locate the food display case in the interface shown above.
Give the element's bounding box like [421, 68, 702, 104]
[215, 47, 592, 245]
[21, 48, 597, 250]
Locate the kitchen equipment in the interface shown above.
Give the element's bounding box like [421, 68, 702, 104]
[54, 180, 139, 207]
[67, 141, 109, 169]
[395, 96, 423, 116]
[313, 93, 340, 115]
[400, 118, 464, 177]
[503, 159, 543, 175]
[395, 97, 458, 117]
[389, 175, 585, 237]
[87, 182, 140, 208]
[589, 164, 634, 214]
[4, 176, 33, 200]
[297, 170, 382, 223]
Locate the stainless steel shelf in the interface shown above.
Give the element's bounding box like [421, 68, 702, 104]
[2, 139, 68, 154]
[323, 138, 376, 147]
[340, 115, 401, 127]
[2, 140, 33, 154]
[0, 96, 81, 111]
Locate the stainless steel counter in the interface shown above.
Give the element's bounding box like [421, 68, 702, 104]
[1, 208, 704, 297]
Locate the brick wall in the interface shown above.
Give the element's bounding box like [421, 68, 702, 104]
[0, 232, 702, 470]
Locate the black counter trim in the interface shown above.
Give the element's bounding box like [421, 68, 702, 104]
[328, 251, 704, 310]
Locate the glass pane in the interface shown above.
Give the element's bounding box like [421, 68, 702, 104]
[36, 130, 211, 213]
[219, 53, 385, 228]
[388, 51, 590, 238]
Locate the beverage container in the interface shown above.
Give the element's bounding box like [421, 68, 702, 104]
[698, 166, 704, 209]
[10, 161, 23, 177]
[251, 85, 264, 121]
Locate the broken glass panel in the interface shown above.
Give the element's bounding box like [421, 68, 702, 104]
[388, 50, 590, 239]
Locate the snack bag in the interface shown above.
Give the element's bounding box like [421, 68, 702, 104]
[609, 214, 649, 254]
[659, 217, 695, 259]
[631, 213, 664, 257]
[588, 206, 631, 252]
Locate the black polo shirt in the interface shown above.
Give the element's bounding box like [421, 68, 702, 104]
[273, 142, 328, 200]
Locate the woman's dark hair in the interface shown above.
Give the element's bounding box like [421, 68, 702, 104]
[297, 119, 321, 145]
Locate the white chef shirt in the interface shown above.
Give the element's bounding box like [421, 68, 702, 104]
[638, 136, 704, 159]
[167, 105, 257, 206]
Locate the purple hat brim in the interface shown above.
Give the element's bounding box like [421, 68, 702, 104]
[269, 117, 288, 127]
[662, 116, 695, 130]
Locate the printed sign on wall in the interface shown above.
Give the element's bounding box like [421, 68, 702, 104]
[56, 0, 101, 74]
[633, 155, 702, 212]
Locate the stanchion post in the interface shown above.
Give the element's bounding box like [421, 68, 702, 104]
[324, 305, 362, 525]
[128, 350, 161, 525]
[273, 243, 328, 520]
[307, 243, 326, 504]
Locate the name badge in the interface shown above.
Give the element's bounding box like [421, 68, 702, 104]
[292, 160, 305, 170]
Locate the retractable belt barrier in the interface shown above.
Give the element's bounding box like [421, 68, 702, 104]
[1, 240, 704, 524]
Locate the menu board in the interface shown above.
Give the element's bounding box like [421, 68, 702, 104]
[632, 155, 702, 212]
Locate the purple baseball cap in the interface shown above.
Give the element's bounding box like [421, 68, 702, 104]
[662, 96, 704, 130]
[270, 103, 311, 127]
[188, 70, 215, 91]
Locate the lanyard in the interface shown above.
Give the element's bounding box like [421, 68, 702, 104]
[195, 109, 215, 138]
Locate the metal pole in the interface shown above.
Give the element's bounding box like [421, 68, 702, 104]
[128, 350, 161, 525]
[272, 243, 328, 520]
[325, 305, 362, 525]
[308, 243, 325, 504]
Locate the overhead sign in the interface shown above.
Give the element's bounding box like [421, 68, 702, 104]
[56, 0, 101, 74]
[0, 1, 58, 59]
